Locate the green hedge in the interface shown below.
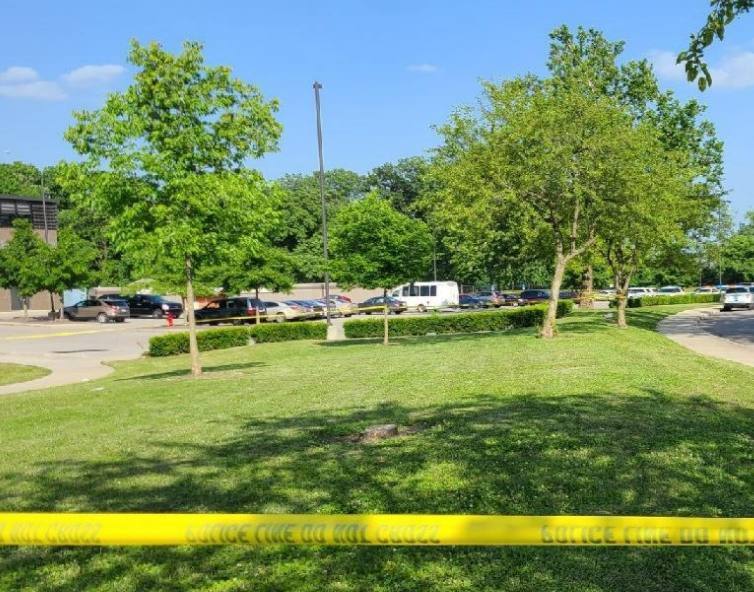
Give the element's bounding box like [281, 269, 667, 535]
[149, 327, 250, 357]
[609, 293, 721, 308]
[249, 322, 327, 343]
[343, 301, 572, 339]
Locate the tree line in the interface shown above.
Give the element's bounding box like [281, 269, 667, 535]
[0, 26, 749, 370]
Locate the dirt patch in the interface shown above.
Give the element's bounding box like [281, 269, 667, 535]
[338, 423, 426, 444]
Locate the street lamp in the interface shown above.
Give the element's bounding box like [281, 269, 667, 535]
[313, 81, 331, 326]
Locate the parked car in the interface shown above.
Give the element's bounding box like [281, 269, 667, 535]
[499, 293, 519, 306]
[358, 296, 407, 314]
[628, 287, 654, 299]
[473, 291, 503, 307]
[264, 301, 305, 322]
[722, 287, 754, 311]
[284, 300, 320, 320]
[691, 286, 720, 295]
[330, 294, 352, 303]
[64, 297, 130, 323]
[110, 293, 183, 319]
[559, 290, 579, 301]
[194, 297, 266, 325]
[300, 299, 328, 318]
[313, 299, 338, 317]
[518, 289, 550, 306]
[326, 296, 358, 317]
[657, 286, 684, 295]
[459, 294, 485, 309]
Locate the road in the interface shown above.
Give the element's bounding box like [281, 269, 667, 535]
[659, 308, 754, 369]
[0, 317, 180, 395]
[700, 309, 754, 348]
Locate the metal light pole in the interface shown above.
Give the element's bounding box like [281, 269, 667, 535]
[313, 81, 331, 326]
[40, 169, 49, 243]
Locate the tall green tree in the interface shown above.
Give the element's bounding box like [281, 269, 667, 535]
[0, 162, 42, 197]
[38, 228, 99, 318]
[0, 219, 47, 317]
[599, 125, 689, 327]
[330, 194, 433, 345]
[433, 78, 637, 338]
[366, 156, 429, 217]
[63, 40, 282, 376]
[275, 169, 366, 282]
[723, 211, 754, 282]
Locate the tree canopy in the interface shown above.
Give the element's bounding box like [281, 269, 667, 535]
[330, 193, 433, 344]
[63, 39, 282, 376]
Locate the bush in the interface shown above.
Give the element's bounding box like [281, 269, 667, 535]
[149, 327, 250, 357]
[343, 302, 573, 339]
[609, 293, 721, 308]
[249, 322, 327, 343]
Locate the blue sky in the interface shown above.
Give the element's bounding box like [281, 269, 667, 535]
[1, 0, 753, 216]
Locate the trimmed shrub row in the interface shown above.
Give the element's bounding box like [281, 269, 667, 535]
[148, 300, 575, 355]
[609, 293, 721, 308]
[149, 322, 329, 356]
[148, 327, 250, 357]
[249, 322, 327, 343]
[343, 300, 573, 339]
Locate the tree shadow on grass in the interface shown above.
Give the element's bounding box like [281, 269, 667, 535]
[3, 390, 754, 590]
[119, 361, 266, 381]
[318, 330, 535, 348]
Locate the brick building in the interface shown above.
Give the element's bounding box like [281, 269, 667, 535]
[0, 194, 58, 312]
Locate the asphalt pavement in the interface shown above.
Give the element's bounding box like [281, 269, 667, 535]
[659, 308, 754, 368]
[700, 308, 754, 348]
[0, 314, 181, 395]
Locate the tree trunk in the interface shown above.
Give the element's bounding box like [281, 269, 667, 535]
[614, 270, 633, 329]
[616, 293, 628, 328]
[382, 288, 389, 346]
[541, 255, 566, 339]
[49, 291, 57, 320]
[580, 265, 594, 309]
[22, 298, 28, 318]
[255, 288, 261, 325]
[56, 292, 64, 321]
[185, 255, 202, 377]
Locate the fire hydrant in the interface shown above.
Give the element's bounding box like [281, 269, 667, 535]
[166, 311, 174, 328]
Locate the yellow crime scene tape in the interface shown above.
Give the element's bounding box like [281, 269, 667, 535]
[193, 303, 513, 324]
[3, 513, 754, 546]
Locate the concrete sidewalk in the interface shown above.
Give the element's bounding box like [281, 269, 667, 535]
[658, 308, 754, 368]
[0, 353, 116, 396]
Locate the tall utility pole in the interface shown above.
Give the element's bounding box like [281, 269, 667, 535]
[40, 169, 56, 317]
[313, 81, 331, 325]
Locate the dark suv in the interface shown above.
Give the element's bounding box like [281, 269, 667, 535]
[518, 289, 551, 305]
[194, 297, 267, 325]
[116, 294, 184, 319]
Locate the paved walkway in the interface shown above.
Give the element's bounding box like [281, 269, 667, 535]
[658, 308, 754, 368]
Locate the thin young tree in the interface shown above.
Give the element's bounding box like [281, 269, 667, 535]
[63, 40, 282, 376]
[330, 194, 433, 345]
[0, 219, 47, 317]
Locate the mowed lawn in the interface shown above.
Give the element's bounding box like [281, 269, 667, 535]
[3, 304, 754, 591]
[0, 362, 49, 387]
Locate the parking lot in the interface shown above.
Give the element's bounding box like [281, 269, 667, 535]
[0, 316, 178, 395]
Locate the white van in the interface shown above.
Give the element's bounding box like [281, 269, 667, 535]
[391, 281, 459, 312]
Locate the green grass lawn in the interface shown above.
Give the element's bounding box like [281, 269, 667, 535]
[0, 362, 50, 387]
[3, 304, 754, 591]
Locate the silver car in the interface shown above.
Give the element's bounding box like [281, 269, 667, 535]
[264, 301, 305, 322]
